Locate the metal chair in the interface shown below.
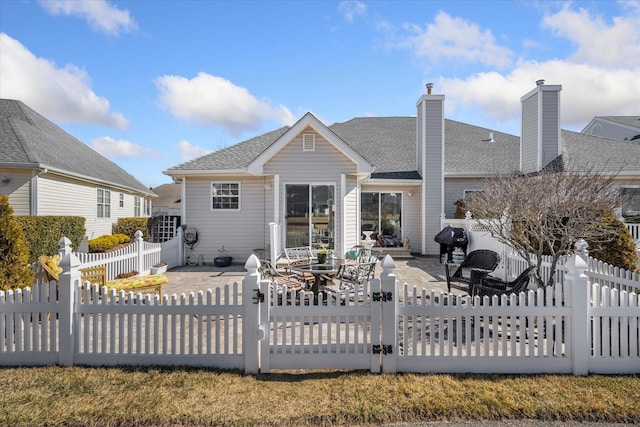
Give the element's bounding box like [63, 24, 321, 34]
[472, 266, 536, 300]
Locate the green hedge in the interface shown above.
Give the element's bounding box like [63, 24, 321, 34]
[113, 218, 151, 241]
[16, 216, 85, 264]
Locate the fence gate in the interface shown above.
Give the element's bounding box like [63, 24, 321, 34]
[256, 277, 383, 373]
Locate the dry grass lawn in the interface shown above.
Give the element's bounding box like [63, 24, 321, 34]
[0, 367, 639, 426]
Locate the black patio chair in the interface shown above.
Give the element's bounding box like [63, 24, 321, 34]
[445, 249, 500, 293]
[472, 266, 536, 300]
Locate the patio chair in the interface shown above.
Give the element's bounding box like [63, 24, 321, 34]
[258, 259, 307, 302]
[472, 266, 535, 300]
[323, 259, 377, 303]
[445, 249, 500, 294]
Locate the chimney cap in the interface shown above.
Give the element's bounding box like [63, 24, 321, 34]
[536, 79, 545, 86]
[426, 83, 434, 94]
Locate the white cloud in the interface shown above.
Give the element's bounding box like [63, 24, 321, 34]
[400, 11, 514, 69]
[338, 0, 367, 23]
[90, 136, 158, 158]
[174, 140, 211, 162]
[421, 5, 639, 132]
[0, 33, 129, 129]
[155, 72, 295, 136]
[441, 60, 640, 131]
[542, 4, 640, 67]
[38, 0, 137, 36]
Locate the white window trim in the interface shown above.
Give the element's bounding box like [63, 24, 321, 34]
[119, 193, 124, 208]
[302, 133, 316, 152]
[97, 188, 111, 219]
[211, 182, 241, 211]
[134, 196, 141, 217]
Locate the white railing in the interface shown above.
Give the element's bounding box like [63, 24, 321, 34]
[5, 252, 640, 374]
[626, 223, 640, 240]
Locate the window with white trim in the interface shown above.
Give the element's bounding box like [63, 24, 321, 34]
[134, 196, 141, 217]
[212, 182, 240, 210]
[97, 188, 111, 218]
[621, 186, 640, 216]
[119, 193, 124, 208]
[303, 133, 315, 151]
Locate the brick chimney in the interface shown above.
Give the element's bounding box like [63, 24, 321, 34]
[417, 83, 444, 255]
[520, 80, 562, 173]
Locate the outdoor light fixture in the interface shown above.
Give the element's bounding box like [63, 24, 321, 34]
[1, 176, 9, 185]
[264, 183, 272, 191]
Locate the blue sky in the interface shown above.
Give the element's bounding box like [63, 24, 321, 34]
[1, 0, 639, 188]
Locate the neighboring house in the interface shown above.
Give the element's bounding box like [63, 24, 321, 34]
[582, 116, 640, 142]
[150, 183, 182, 242]
[164, 82, 640, 263]
[0, 99, 155, 239]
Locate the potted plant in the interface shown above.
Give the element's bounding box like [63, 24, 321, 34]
[214, 246, 233, 267]
[151, 262, 167, 274]
[316, 246, 329, 264]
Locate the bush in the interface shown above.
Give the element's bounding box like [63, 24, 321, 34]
[88, 233, 134, 253]
[16, 216, 85, 264]
[588, 210, 639, 272]
[113, 218, 150, 241]
[0, 195, 34, 290]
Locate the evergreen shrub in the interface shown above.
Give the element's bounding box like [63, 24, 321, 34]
[0, 195, 35, 290]
[113, 218, 150, 241]
[17, 216, 85, 264]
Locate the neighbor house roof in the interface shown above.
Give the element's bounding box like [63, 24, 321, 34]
[0, 99, 154, 195]
[554, 130, 640, 176]
[151, 183, 181, 211]
[594, 116, 640, 130]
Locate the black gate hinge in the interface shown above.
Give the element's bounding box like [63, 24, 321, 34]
[372, 291, 393, 302]
[252, 288, 265, 304]
[372, 344, 393, 355]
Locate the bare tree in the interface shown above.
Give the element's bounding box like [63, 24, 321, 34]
[464, 168, 620, 286]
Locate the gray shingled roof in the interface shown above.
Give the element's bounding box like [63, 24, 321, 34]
[0, 99, 153, 195]
[557, 130, 640, 173]
[164, 114, 640, 179]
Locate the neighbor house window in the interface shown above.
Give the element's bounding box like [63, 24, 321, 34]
[97, 188, 111, 218]
[119, 193, 124, 208]
[134, 196, 141, 217]
[212, 182, 240, 210]
[621, 186, 640, 217]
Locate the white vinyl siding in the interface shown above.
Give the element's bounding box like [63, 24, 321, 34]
[264, 127, 356, 256]
[422, 97, 444, 255]
[521, 94, 539, 174]
[185, 177, 267, 262]
[444, 178, 485, 219]
[541, 90, 560, 167]
[0, 168, 31, 215]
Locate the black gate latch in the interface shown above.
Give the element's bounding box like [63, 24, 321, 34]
[372, 291, 393, 302]
[252, 288, 264, 304]
[373, 344, 393, 355]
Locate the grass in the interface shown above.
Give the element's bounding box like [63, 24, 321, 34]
[0, 367, 638, 426]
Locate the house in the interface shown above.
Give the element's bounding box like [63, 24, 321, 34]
[582, 116, 640, 142]
[163, 82, 640, 263]
[150, 183, 182, 242]
[0, 99, 155, 239]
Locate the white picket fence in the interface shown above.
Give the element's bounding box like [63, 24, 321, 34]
[3, 249, 639, 374]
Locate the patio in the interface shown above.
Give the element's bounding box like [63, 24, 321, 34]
[161, 255, 461, 296]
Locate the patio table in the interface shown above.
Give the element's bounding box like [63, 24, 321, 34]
[290, 260, 345, 295]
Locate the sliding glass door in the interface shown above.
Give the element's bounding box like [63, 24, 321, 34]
[360, 192, 402, 243]
[285, 184, 335, 249]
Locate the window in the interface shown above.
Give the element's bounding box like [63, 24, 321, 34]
[97, 188, 111, 218]
[285, 184, 335, 249]
[212, 182, 240, 210]
[134, 196, 141, 217]
[464, 189, 482, 198]
[303, 134, 315, 151]
[119, 193, 124, 208]
[621, 187, 640, 217]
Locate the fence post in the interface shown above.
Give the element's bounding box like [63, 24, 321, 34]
[58, 237, 80, 367]
[243, 255, 262, 374]
[380, 254, 398, 374]
[134, 230, 144, 273]
[269, 222, 279, 265]
[567, 239, 590, 376]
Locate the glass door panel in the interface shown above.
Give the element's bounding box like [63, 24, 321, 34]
[285, 184, 335, 249]
[285, 185, 309, 247]
[361, 192, 379, 241]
